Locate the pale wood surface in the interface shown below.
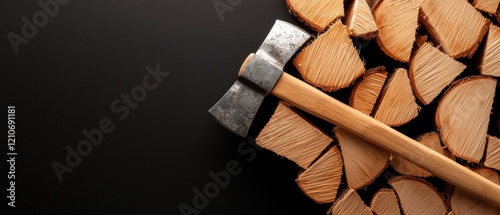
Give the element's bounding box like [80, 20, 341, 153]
[472, 0, 500, 14]
[373, 0, 419, 62]
[409, 42, 466, 105]
[450, 168, 500, 215]
[479, 24, 500, 77]
[286, 0, 344, 32]
[345, 0, 378, 39]
[328, 188, 373, 215]
[436, 76, 496, 163]
[350, 67, 387, 115]
[484, 136, 500, 171]
[296, 146, 343, 204]
[419, 0, 489, 58]
[335, 127, 390, 190]
[389, 176, 447, 215]
[294, 21, 365, 92]
[370, 188, 401, 215]
[256, 102, 332, 169]
[373, 68, 420, 126]
[271, 71, 500, 207]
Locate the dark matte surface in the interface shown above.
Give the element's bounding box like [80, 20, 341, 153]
[3, 0, 500, 214]
[1, 0, 327, 214]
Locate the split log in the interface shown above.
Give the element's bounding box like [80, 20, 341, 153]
[409, 42, 467, 105]
[328, 188, 373, 215]
[335, 127, 390, 190]
[449, 168, 500, 215]
[373, 0, 419, 62]
[256, 102, 332, 169]
[391, 132, 454, 177]
[419, 0, 490, 58]
[296, 146, 343, 203]
[373, 68, 420, 126]
[350, 66, 388, 115]
[389, 176, 447, 215]
[484, 135, 500, 171]
[294, 21, 366, 92]
[286, 0, 344, 32]
[345, 0, 378, 39]
[370, 188, 401, 215]
[472, 0, 500, 14]
[478, 24, 500, 77]
[436, 76, 497, 163]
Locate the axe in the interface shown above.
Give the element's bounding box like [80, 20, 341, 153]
[209, 20, 500, 206]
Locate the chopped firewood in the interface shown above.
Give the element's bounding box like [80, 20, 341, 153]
[335, 127, 390, 190]
[436, 76, 497, 163]
[391, 132, 454, 177]
[370, 188, 401, 215]
[296, 146, 343, 204]
[484, 135, 500, 171]
[472, 0, 500, 14]
[389, 176, 447, 215]
[350, 67, 388, 115]
[328, 188, 373, 215]
[373, 68, 420, 126]
[478, 24, 500, 77]
[286, 0, 344, 32]
[256, 102, 332, 169]
[344, 0, 378, 39]
[450, 168, 500, 215]
[372, 0, 419, 62]
[419, 0, 490, 58]
[294, 21, 365, 92]
[409, 42, 467, 105]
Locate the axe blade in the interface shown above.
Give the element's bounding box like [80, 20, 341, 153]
[209, 20, 310, 137]
[209, 80, 265, 137]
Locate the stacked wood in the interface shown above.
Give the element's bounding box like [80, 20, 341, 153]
[419, 0, 489, 58]
[335, 127, 390, 190]
[391, 132, 454, 177]
[472, 0, 500, 14]
[294, 21, 365, 92]
[286, 0, 344, 32]
[484, 136, 500, 171]
[327, 189, 372, 215]
[373, 0, 419, 62]
[373, 68, 420, 126]
[389, 176, 448, 215]
[478, 24, 500, 77]
[256, 102, 332, 169]
[449, 168, 500, 215]
[436, 76, 497, 163]
[409, 42, 466, 105]
[248, 0, 500, 211]
[345, 0, 378, 39]
[296, 146, 343, 203]
[369, 188, 401, 215]
[349, 66, 387, 115]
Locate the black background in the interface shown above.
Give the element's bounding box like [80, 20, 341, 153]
[2, 0, 500, 214]
[1, 0, 329, 214]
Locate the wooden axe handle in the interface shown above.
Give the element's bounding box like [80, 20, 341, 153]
[272, 71, 500, 207]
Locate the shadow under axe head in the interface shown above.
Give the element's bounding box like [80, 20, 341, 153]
[208, 20, 311, 137]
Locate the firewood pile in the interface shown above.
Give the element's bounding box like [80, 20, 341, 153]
[255, 0, 500, 214]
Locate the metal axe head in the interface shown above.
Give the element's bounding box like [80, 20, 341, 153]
[209, 20, 311, 137]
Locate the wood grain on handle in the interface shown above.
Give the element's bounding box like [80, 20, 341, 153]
[272, 72, 500, 207]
